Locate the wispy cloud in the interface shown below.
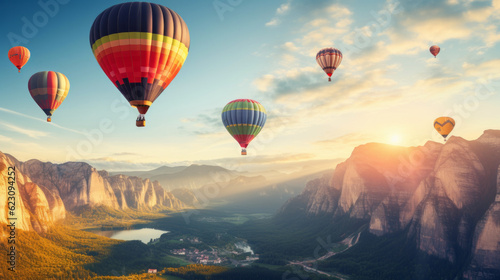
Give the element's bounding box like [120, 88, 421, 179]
[266, 0, 292, 26]
[0, 122, 48, 139]
[0, 107, 85, 135]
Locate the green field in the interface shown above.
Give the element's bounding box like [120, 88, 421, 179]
[162, 255, 193, 266]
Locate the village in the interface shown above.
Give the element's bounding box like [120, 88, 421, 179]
[169, 236, 259, 266]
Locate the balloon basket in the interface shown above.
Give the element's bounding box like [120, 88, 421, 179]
[328, 77, 331, 82]
[241, 149, 247, 156]
[136, 120, 146, 127]
[47, 117, 51, 122]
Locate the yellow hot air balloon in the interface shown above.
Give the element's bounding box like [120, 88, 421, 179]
[434, 117, 455, 141]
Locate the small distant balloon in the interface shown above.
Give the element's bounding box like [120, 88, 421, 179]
[316, 48, 342, 82]
[8, 46, 30, 73]
[434, 117, 455, 142]
[28, 71, 70, 122]
[221, 99, 267, 155]
[430, 45, 440, 58]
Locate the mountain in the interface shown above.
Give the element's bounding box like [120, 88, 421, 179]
[113, 164, 239, 191]
[278, 130, 500, 278]
[0, 152, 187, 234]
[110, 165, 188, 178]
[0, 152, 65, 233]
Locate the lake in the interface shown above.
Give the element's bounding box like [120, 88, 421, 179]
[88, 228, 169, 244]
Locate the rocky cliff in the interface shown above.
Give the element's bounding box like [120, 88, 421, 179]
[17, 160, 185, 211]
[279, 130, 500, 277]
[0, 152, 66, 233]
[0, 152, 186, 234]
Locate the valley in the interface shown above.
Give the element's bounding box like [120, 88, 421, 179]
[2, 130, 500, 279]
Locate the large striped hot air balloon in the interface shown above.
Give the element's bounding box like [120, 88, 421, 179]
[430, 45, 440, 58]
[28, 71, 70, 122]
[8, 46, 30, 73]
[434, 117, 455, 142]
[89, 2, 190, 127]
[221, 99, 267, 155]
[316, 48, 342, 82]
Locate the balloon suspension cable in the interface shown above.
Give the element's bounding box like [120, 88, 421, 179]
[136, 114, 146, 127]
[241, 148, 247, 156]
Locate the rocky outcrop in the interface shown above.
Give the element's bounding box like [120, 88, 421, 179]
[464, 165, 500, 279]
[278, 173, 339, 216]
[106, 174, 185, 210]
[0, 152, 65, 233]
[279, 130, 500, 276]
[18, 161, 185, 211]
[19, 160, 120, 210]
[0, 153, 187, 234]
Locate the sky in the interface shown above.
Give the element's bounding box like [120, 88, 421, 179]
[0, 0, 499, 173]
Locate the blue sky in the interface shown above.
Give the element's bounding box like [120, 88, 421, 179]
[1, 0, 499, 172]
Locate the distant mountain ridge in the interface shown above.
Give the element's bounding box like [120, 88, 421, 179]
[279, 130, 500, 279]
[112, 164, 239, 190]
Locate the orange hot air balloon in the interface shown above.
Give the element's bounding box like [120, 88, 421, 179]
[430, 45, 440, 58]
[434, 117, 455, 142]
[8, 46, 30, 73]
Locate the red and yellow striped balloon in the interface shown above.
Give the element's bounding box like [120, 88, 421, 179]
[8, 46, 30, 73]
[89, 2, 190, 127]
[28, 71, 70, 122]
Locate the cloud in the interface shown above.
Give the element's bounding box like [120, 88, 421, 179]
[0, 107, 85, 135]
[265, 18, 279, 26]
[178, 108, 224, 136]
[282, 42, 299, 52]
[266, 0, 292, 26]
[110, 152, 139, 157]
[0, 122, 49, 139]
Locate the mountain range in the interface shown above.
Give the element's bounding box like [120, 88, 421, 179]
[0, 153, 185, 233]
[278, 130, 500, 279]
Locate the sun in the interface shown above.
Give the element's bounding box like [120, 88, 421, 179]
[389, 134, 402, 145]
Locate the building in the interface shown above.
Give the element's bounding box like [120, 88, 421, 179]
[148, 269, 157, 273]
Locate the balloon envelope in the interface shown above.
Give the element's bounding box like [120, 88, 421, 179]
[28, 71, 70, 122]
[430, 45, 440, 57]
[89, 2, 190, 127]
[316, 48, 342, 82]
[434, 117, 455, 141]
[221, 99, 267, 155]
[8, 46, 30, 73]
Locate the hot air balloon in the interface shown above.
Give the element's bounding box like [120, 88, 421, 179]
[89, 2, 190, 127]
[316, 48, 342, 82]
[434, 117, 455, 142]
[8, 46, 30, 73]
[28, 71, 70, 122]
[430, 45, 440, 58]
[221, 99, 267, 155]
